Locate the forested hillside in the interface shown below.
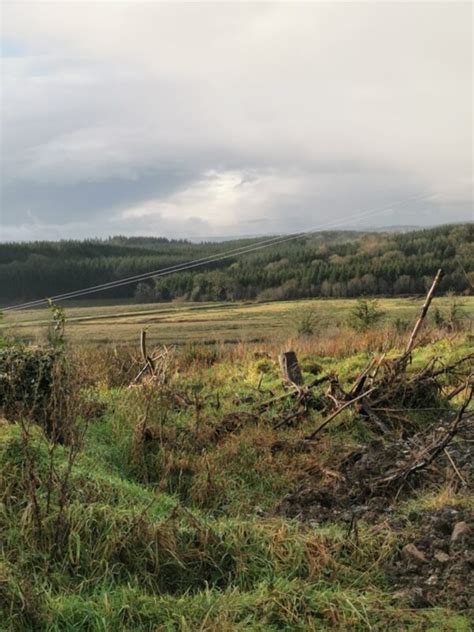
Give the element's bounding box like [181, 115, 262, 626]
[1, 224, 472, 306]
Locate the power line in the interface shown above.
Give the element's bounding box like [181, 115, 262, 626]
[2, 192, 436, 311]
[2, 207, 390, 311]
[6, 231, 305, 310]
[3, 191, 437, 312]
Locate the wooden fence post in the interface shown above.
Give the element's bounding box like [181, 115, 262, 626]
[279, 351, 304, 386]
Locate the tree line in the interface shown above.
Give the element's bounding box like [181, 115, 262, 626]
[1, 224, 472, 306]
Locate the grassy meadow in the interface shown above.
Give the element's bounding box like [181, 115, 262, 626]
[3, 295, 473, 347]
[1, 295, 473, 630]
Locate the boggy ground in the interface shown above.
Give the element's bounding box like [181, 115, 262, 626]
[1, 323, 473, 630]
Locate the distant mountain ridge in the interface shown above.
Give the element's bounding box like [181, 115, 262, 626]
[186, 226, 428, 242]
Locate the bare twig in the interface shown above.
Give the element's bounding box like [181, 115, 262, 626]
[349, 358, 376, 397]
[430, 353, 474, 379]
[130, 352, 166, 386]
[305, 386, 378, 440]
[446, 378, 473, 400]
[258, 375, 330, 410]
[444, 448, 467, 486]
[374, 386, 473, 486]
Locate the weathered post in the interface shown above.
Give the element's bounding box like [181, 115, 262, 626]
[140, 328, 156, 376]
[279, 351, 304, 386]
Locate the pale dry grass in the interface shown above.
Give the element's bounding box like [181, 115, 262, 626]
[3, 296, 472, 347]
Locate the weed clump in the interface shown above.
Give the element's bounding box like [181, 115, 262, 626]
[0, 346, 59, 424]
[296, 309, 319, 337]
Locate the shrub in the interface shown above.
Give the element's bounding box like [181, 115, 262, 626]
[393, 317, 410, 334]
[432, 297, 469, 332]
[46, 299, 66, 349]
[0, 311, 6, 349]
[296, 309, 319, 337]
[0, 346, 59, 424]
[348, 299, 385, 332]
[0, 345, 91, 444]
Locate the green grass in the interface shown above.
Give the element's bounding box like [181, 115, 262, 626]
[1, 320, 472, 630]
[2, 420, 470, 631]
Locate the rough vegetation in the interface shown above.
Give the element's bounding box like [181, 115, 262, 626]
[0, 290, 473, 630]
[4, 294, 474, 349]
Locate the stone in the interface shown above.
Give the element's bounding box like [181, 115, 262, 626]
[434, 551, 450, 563]
[402, 543, 428, 564]
[451, 521, 471, 543]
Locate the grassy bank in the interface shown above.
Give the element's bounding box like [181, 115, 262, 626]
[1, 307, 473, 629]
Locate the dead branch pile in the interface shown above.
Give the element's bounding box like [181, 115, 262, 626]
[127, 271, 472, 492]
[373, 391, 473, 489]
[265, 270, 472, 463]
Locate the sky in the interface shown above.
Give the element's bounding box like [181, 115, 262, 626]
[1, 1, 472, 242]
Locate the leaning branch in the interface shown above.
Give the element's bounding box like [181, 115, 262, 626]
[402, 268, 443, 360]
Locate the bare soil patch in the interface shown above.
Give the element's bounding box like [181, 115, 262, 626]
[388, 507, 473, 611]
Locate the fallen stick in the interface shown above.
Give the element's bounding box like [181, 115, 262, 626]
[258, 375, 330, 410]
[359, 401, 389, 434]
[446, 378, 473, 400]
[273, 408, 305, 430]
[349, 358, 376, 397]
[407, 356, 439, 383]
[430, 352, 474, 379]
[130, 352, 166, 386]
[370, 353, 386, 381]
[305, 385, 378, 440]
[444, 448, 467, 486]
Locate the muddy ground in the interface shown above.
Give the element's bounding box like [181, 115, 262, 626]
[389, 507, 473, 611]
[276, 417, 473, 612]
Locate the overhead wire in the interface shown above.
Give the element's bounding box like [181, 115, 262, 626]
[3, 190, 438, 312]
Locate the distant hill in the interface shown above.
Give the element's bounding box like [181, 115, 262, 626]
[189, 226, 422, 241]
[1, 224, 472, 306]
[365, 225, 421, 233]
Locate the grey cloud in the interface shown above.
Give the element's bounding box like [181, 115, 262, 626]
[1, 2, 472, 240]
[1, 166, 200, 225]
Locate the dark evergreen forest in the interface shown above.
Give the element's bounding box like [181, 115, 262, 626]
[1, 224, 472, 306]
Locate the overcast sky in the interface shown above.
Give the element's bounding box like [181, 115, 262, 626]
[1, 1, 472, 241]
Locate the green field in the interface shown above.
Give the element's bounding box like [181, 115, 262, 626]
[4, 296, 473, 347]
